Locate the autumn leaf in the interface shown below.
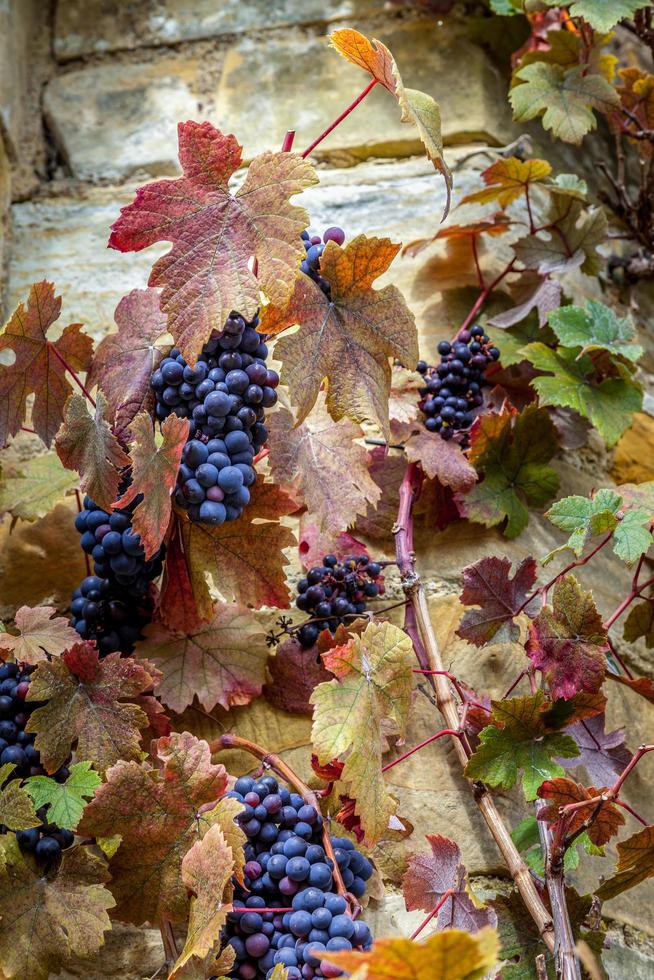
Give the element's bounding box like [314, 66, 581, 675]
[596, 824, 654, 900]
[526, 576, 608, 700]
[322, 927, 500, 980]
[462, 404, 559, 539]
[0, 281, 93, 448]
[0, 837, 114, 980]
[262, 235, 418, 440]
[548, 300, 642, 363]
[264, 637, 332, 716]
[465, 691, 579, 800]
[513, 192, 607, 276]
[25, 761, 102, 831]
[403, 834, 497, 933]
[109, 121, 317, 363]
[87, 287, 169, 441]
[542, 0, 651, 33]
[0, 764, 39, 831]
[158, 515, 213, 633]
[55, 391, 130, 512]
[355, 444, 405, 540]
[457, 556, 537, 647]
[78, 732, 228, 924]
[171, 823, 235, 977]
[297, 518, 368, 570]
[461, 157, 552, 208]
[178, 480, 298, 609]
[136, 603, 268, 714]
[113, 412, 188, 559]
[560, 714, 630, 787]
[0, 605, 79, 664]
[26, 643, 159, 773]
[266, 397, 381, 532]
[0, 452, 78, 521]
[537, 777, 624, 846]
[488, 273, 562, 330]
[329, 28, 452, 210]
[404, 429, 476, 492]
[623, 601, 654, 647]
[311, 621, 414, 844]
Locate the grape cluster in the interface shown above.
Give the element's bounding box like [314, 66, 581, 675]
[300, 227, 346, 297]
[295, 555, 384, 649]
[0, 663, 74, 864]
[70, 495, 163, 655]
[417, 324, 500, 440]
[150, 313, 279, 527]
[223, 773, 373, 979]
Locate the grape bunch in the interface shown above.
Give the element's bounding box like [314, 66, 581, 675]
[70, 494, 163, 655]
[417, 324, 500, 440]
[295, 555, 384, 649]
[0, 662, 74, 865]
[223, 773, 373, 979]
[300, 227, 346, 297]
[150, 313, 279, 527]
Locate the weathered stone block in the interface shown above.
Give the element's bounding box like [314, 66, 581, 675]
[54, 0, 385, 61]
[0, 0, 39, 158]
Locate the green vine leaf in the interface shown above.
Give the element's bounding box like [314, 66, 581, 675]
[548, 300, 642, 363]
[0, 453, 78, 522]
[542, 1, 652, 34]
[25, 761, 102, 831]
[545, 488, 653, 566]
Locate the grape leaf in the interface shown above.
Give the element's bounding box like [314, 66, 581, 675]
[548, 300, 642, 363]
[521, 343, 642, 447]
[109, 121, 317, 363]
[623, 601, 654, 647]
[78, 732, 228, 924]
[0, 605, 79, 664]
[0, 452, 78, 521]
[596, 825, 654, 900]
[158, 514, 213, 633]
[560, 714, 630, 786]
[113, 412, 189, 559]
[0, 837, 114, 980]
[462, 404, 560, 539]
[403, 834, 497, 933]
[526, 576, 608, 700]
[510, 61, 619, 143]
[178, 480, 299, 609]
[457, 556, 537, 647]
[267, 396, 381, 532]
[0, 281, 93, 448]
[26, 644, 160, 773]
[464, 691, 579, 800]
[537, 777, 624, 846]
[171, 823, 235, 977]
[136, 602, 268, 714]
[297, 518, 368, 570]
[0, 763, 39, 831]
[488, 274, 562, 330]
[329, 28, 452, 211]
[461, 157, 552, 208]
[261, 235, 418, 441]
[263, 637, 332, 716]
[311, 621, 414, 844]
[543, 0, 651, 33]
[545, 488, 652, 565]
[87, 287, 169, 442]
[355, 444, 405, 540]
[323, 927, 500, 980]
[404, 429, 477, 492]
[55, 391, 130, 511]
[25, 761, 102, 830]
[513, 193, 607, 276]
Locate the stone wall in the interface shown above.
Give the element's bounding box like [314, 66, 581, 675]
[1, 2, 654, 977]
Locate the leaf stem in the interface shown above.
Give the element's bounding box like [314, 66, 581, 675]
[394, 461, 555, 953]
[454, 259, 515, 340]
[159, 915, 178, 967]
[47, 341, 96, 408]
[381, 729, 462, 773]
[409, 888, 455, 940]
[281, 131, 296, 152]
[516, 533, 613, 615]
[301, 79, 378, 159]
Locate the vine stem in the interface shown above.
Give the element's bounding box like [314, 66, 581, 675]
[536, 800, 582, 980]
[47, 341, 96, 408]
[301, 79, 378, 158]
[159, 916, 179, 967]
[393, 461, 555, 953]
[212, 733, 352, 908]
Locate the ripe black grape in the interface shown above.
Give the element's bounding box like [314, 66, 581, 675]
[417, 323, 500, 441]
[294, 555, 384, 649]
[300, 227, 346, 298]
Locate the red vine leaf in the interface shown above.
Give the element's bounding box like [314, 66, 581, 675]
[0, 605, 79, 664]
[0, 281, 93, 448]
[55, 391, 130, 512]
[526, 576, 608, 700]
[355, 445, 405, 540]
[298, 518, 368, 570]
[457, 556, 537, 647]
[403, 834, 497, 933]
[25, 644, 160, 773]
[560, 714, 631, 786]
[87, 288, 169, 442]
[78, 732, 228, 924]
[157, 516, 213, 633]
[136, 603, 268, 714]
[596, 825, 654, 900]
[0, 838, 114, 980]
[261, 236, 418, 440]
[114, 412, 189, 559]
[404, 429, 476, 492]
[109, 121, 317, 363]
[267, 396, 381, 531]
[263, 637, 332, 716]
[537, 777, 625, 846]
